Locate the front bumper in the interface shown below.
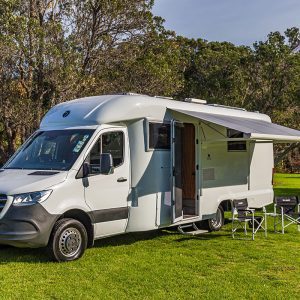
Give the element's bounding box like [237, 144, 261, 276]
[0, 203, 59, 248]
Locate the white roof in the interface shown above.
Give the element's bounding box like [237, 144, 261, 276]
[40, 94, 300, 142]
[40, 94, 270, 129]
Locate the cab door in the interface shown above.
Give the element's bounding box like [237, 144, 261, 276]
[171, 120, 184, 223]
[84, 127, 130, 237]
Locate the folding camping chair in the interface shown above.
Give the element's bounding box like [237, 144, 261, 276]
[270, 196, 300, 234]
[232, 198, 267, 240]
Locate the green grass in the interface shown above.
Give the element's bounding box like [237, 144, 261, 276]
[273, 173, 300, 196]
[0, 173, 299, 299]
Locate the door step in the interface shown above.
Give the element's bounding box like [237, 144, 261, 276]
[178, 223, 209, 235]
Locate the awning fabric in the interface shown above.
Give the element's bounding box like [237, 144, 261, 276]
[172, 109, 300, 142]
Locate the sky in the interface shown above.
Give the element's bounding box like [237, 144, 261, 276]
[152, 0, 300, 46]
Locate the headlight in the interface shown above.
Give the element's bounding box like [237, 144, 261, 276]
[13, 190, 52, 206]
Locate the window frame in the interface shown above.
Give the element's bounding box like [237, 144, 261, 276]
[84, 129, 125, 176]
[101, 131, 125, 168]
[227, 129, 247, 152]
[146, 119, 171, 151]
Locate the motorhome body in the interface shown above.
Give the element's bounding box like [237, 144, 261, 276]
[0, 94, 299, 261]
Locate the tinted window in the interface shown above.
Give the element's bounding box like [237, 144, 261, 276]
[87, 131, 124, 175]
[227, 129, 247, 151]
[149, 123, 170, 150]
[5, 129, 94, 171]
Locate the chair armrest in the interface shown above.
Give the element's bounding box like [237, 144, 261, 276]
[249, 207, 266, 212]
[236, 208, 255, 214]
[265, 212, 277, 217]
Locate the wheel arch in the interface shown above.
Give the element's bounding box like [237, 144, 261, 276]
[57, 209, 94, 247]
[219, 199, 232, 212]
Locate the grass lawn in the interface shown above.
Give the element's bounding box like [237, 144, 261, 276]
[0, 173, 300, 299]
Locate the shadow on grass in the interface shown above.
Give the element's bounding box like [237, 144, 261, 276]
[274, 188, 300, 196]
[0, 228, 229, 263]
[93, 229, 172, 248]
[0, 245, 49, 263]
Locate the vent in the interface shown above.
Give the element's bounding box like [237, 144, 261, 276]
[0, 194, 7, 214]
[154, 95, 173, 100]
[119, 92, 141, 96]
[202, 168, 215, 181]
[28, 171, 60, 176]
[184, 98, 207, 104]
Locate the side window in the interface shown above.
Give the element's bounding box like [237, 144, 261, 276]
[86, 131, 124, 175]
[102, 131, 124, 167]
[149, 122, 170, 150]
[227, 129, 247, 151]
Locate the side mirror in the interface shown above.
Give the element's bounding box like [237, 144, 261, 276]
[100, 153, 114, 175]
[82, 162, 90, 178]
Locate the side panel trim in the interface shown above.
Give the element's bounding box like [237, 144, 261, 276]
[88, 207, 128, 223]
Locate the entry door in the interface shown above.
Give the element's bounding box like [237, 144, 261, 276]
[84, 128, 130, 237]
[171, 120, 183, 223]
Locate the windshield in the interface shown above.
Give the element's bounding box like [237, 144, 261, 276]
[5, 129, 95, 171]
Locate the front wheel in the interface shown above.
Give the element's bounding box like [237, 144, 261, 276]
[208, 206, 224, 231]
[47, 218, 88, 262]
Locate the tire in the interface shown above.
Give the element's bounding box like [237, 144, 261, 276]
[208, 205, 224, 231]
[197, 205, 224, 232]
[47, 218, 88, 262]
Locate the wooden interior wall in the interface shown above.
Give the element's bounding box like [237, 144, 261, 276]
[182, 123, 195, 201]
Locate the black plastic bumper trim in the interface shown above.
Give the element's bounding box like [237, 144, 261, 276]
[88, 207, 129, 223]
[0, 203, 59, 248]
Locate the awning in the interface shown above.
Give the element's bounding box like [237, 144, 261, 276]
[172, 109, 300, 143]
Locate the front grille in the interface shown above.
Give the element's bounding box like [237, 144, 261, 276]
[0, 194, 7, 214]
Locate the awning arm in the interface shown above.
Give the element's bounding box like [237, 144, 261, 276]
[274, 142, 300, 166]
[201, 138, 274, 144]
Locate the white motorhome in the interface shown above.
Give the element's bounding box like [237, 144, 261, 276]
[0, 94, 299, 261]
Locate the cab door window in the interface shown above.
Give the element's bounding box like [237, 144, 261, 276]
[87, 131, 124, 175]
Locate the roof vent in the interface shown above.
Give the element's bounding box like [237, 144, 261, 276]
[120, 92, 141, 96]
[184, 98, 207, 104]
[154, 96, 173, 100]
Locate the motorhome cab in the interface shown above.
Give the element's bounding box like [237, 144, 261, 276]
[0, 94, 299, 261]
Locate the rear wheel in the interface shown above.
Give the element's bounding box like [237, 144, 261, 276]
[208, 206, 224, 231]
[47, 218, 88, 262]
[197, 205, 224, 232]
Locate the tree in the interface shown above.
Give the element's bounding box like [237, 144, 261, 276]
[0, 0, 183, 164]
[178, 37, 252, 106]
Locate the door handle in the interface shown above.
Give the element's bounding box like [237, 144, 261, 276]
[117, 177, 127, 182]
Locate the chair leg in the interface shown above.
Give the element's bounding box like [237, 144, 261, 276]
[252, 215, 255, 240]
[264, 219, 267, 237]
[263, 207, 267, 237]
[298, 205, 300, 232]
[274, 204, 277, 233]
[281, 207, 284, 234]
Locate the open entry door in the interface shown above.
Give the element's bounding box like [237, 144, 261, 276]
[171, 120, 183, 223]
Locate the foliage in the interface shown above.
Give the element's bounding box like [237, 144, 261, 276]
[0, 0, 183, 162]
[179, 31, 300, 129]
[0, 1, 299, 167]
